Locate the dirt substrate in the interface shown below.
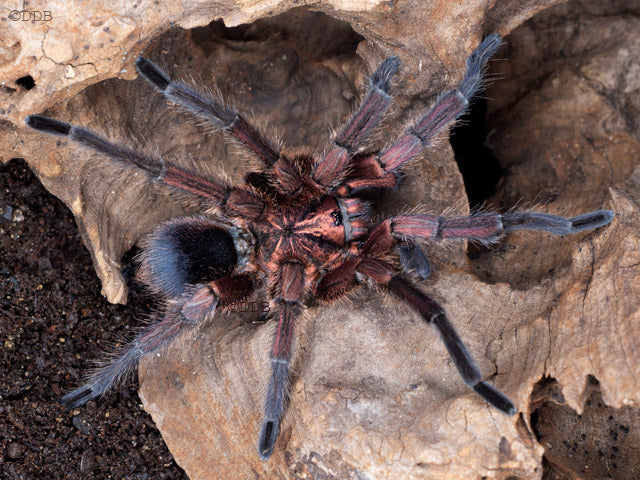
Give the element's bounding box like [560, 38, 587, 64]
[0, 158, 188, 479]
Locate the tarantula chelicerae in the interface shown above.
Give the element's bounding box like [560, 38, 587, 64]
[26, 34, 614, 460]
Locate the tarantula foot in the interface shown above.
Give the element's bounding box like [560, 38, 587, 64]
[398, 244, 431, 280]
[25, 115, 71, 136]
[258, 418, 280, 460]
[61, 384, 99, 409]
[135, 57, 170, 91]
[569, 209, 614, 232]
[503, 209, 614, 235]
[473, 381, 517, 416]
[369, 55, 401, 92]
[470, 34, 502, 67]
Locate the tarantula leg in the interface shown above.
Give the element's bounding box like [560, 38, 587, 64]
[502, 210, 615, 234]
[389, 209, 614, 243]
[339, 56, 401, 149]
[25, 115, 166, 178]
[181, 273, 255, 322]
[397, 243, 431, 280]
[61, 273, 255, 409]
[258, 260, 306, 460]
[321, 259, 515, 414]
[316, 257, 360, 300]
[135, 57, 279, 166]
[385, 275, 516, 415]
[258, 301, 299, 460]
[335, 153, 399, 196]
[351, 260, 515, 413]
[61, 310, 194, 409]
[136, 57, 310, 199]
[312, 56, 400, 187]
[24, 115, 265, 218]
[345, 35, 502, 186]
[411, 34, 502, 144]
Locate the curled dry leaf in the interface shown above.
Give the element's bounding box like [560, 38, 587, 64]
[2, 0, 639, 479]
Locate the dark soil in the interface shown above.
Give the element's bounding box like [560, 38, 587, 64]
[0, 159, 188, 479]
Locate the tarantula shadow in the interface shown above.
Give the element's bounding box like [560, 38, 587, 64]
[25, 33, 614, 460]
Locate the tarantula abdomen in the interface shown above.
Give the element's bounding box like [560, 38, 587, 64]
[140, 217, 239, 298]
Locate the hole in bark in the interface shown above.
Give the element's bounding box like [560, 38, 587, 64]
[16, 75, 35, 90]
[450, 97, 504, 209]
[463, 0, 625, 291]
[120, 245, 142, 284]
[529, 375, 640, 480]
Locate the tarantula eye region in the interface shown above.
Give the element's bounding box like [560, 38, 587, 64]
[331, 210, 343, 226]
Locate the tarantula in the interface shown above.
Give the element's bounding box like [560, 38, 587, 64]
[25, 34, 613, 460]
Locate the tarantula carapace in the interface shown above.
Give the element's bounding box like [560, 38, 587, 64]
[25, 34, 614, 460]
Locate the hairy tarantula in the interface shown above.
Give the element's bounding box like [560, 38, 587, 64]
[25, 34, 614, 460]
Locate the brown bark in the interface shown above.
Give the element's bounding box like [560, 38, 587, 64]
[2, 0, 639, 478]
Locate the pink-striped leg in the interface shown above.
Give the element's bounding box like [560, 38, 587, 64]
[258, 260, 307, 460]
[61, 273, 255, 409]
[136, 57, 310, 198]
[385, 274, 516, 414]
[318, 257, 516, 415]
[389, 210, 615, 243]
[312, 56, 401, 188]
[24, 115, 265, 220]
[335, 153, 399, 196]
[354, 257, 516, 414]
[136, 57, 280, 167]
[136, 57, 322, 199]
[335, 35, 502, 197]
[354, 208, 613, 284]
[378, 35, 502, 173]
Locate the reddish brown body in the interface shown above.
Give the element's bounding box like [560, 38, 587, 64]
[25, 35, 615, 462]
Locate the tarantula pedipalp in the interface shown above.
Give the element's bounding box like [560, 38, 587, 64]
[25, 34, 614, 460]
